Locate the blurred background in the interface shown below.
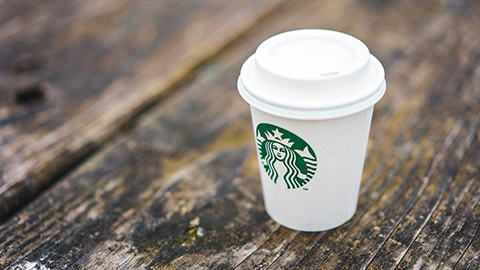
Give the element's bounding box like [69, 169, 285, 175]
[1, 0, 476, 159]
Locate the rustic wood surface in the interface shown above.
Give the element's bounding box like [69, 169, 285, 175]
[1, 0, 479, 269]
[0, 0, 286, 220]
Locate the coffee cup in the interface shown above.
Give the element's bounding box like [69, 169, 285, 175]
[237, 29, 386, 231]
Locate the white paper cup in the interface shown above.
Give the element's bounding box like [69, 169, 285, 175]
[238, 29, 386, 231]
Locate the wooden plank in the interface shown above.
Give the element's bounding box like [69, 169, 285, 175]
[269, 1, 480, 267]
[0, 0, 287, 220]
[301, 25, 480, 270]
[361, 27, 480, 270]
[1, 0, 479, 269]
[431, 178, 480, 269]
[449, 201, 480, 270]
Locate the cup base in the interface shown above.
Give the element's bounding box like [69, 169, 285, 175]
[265, 205, 356, 232]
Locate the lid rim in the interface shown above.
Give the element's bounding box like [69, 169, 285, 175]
[238, 79, 386, 120]
[239, 54, 385, 114]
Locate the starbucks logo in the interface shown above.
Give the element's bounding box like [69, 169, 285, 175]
[256, 123, 317, 189]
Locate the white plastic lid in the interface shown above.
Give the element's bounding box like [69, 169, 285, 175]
[238, 29, 386, 120]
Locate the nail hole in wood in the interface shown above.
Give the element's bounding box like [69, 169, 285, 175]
[15, 84, 45, 105]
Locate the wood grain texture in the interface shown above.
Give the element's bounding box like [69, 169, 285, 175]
[1, 0, 479, 269]
[0, 0, 286, 220]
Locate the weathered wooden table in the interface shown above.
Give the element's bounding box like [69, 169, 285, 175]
[1, 0, 479, 269]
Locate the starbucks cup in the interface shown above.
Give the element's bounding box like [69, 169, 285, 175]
[237, 29, 386, 231]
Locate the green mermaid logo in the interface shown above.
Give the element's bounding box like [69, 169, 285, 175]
[256, 123, 317, 189]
